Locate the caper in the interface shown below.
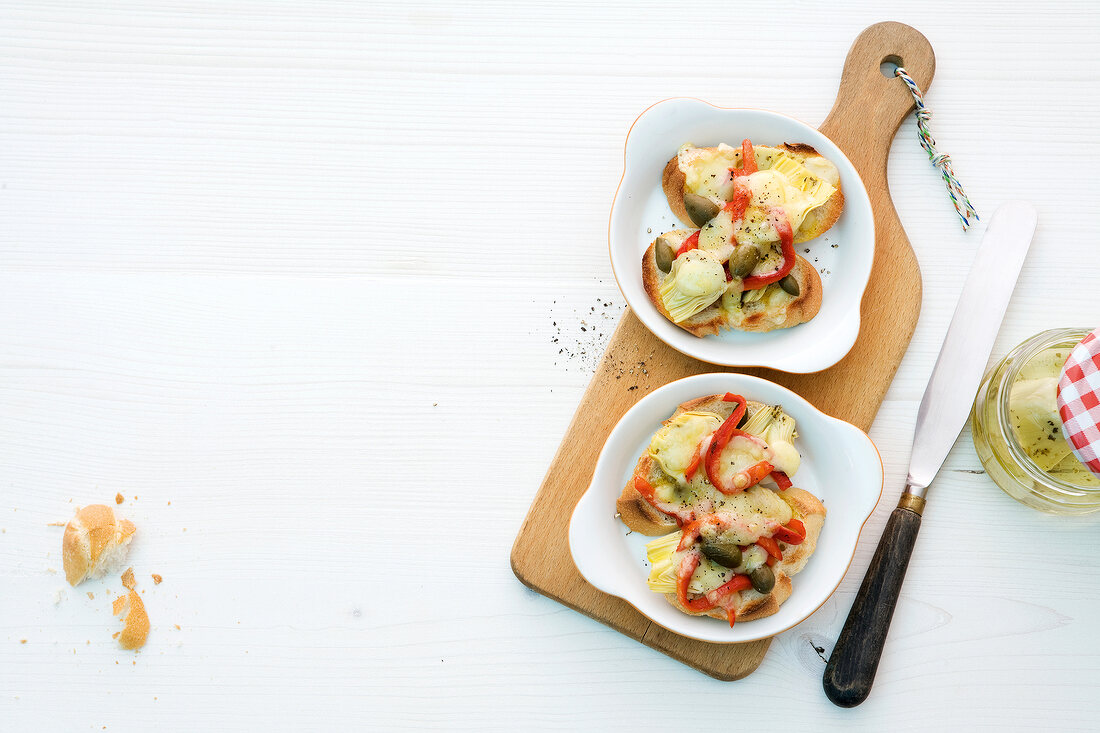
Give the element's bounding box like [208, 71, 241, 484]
[684, 193, 721, 227]
[779, 273, 800, 296]
[654, 237, 675, 273]
[700, 541, 742, 569]
[728, 245, 760, 278]
[749, 564, 775, 594]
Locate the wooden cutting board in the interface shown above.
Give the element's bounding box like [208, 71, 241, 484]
[511, 22, 932, 681]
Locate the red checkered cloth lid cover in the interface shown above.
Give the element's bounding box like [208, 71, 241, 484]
[1057, 328, 1100, 479]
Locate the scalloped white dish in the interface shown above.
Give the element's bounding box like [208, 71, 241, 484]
[568, 373, 883, 644]
[608, 99, 875, 372]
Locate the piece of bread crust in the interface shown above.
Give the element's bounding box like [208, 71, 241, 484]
[641, 231, 822, 338]
[62, 505, 137, 587]
[616, 394, 767, 535]
[664, 486, 827, 624]
[662, 142, 844, 243]
[115, 588, 150, 650]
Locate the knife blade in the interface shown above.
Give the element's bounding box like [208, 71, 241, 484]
[823, 202, 1037, 707]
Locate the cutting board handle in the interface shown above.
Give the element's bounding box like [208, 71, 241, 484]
[820, 22, 935, 171]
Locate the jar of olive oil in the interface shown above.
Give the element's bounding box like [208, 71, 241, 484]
[972, 328, 1100, 515]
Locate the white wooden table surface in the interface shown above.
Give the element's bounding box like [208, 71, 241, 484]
[3, 2, 1099, 730]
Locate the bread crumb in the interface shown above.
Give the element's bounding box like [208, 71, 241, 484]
[46, 567, 57, 574]
[112, 632, 120, 639]
[115, 493, 124, 505]
[47, 521, 65, 526]
[121, 567, 136, 590]
[20, 639, 26, 644]
[87, 591, 94, 600]
[114, 588, 149, 650]
[151, 574, 162, 585]
[112, 595, 126, 615]
[174, 624, 180, 630]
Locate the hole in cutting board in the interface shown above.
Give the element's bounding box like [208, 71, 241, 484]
[880, 55, 903, 78]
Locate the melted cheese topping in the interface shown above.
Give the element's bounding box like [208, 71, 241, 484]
[706, 485, 793, 544]
[677, 143, 739, 201]
[713, 434, 772, 490]
[698, 209, 736, 263]
[677, 144, 837, 238]
[658, 250, 726, 323]
[642, 402, 802, 527]
[648, 411, 722, 482]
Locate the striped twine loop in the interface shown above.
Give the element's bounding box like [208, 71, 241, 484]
[895, 66, 978, 231]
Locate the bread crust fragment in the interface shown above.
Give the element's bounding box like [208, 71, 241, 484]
[641, 231, 822, 338]
[62, 505, 137, 587]
[663, 142, 844, 243]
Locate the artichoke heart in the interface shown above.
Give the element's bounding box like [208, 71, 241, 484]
[741, 153, 835, 234]
[648, 411, 722, 482]
[741, 405, 801, 477]
[1009, 376, 1072, 471]
[659, 250, 726, 323]
[646, 532, 682, 594]
[677, 143, 738, 202]
[646, 532, 756, 595]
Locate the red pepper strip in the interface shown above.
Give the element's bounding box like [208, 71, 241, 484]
[633, 476, 691, 526]
[633, 475, 658, 502]
[770, 470, 792, 490]
[773, 518, 806, 545]
[736, 459, 774, 492]
[704, 397, 746, 468]
[676, 520, 703, 552]
[684, 448, 703, 480]
[765, 554, 776, 567]
[676, 553, 713, 612]
[739, 138, 757, 175]
[756, 536, 783, 562]
[675, 230, 700, 257]
[722, 181, 752, 219]
[703, 396, 775, 495]
[726, 608, 736, 627]
[684, 434, 713, 482]
[705, 432, 774, 495]
[706, 573, 752, 605]
[742, 208, 795, 290]
[676, 551, 752, 614]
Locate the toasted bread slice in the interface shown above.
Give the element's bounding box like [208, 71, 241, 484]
[616, 394, 767, 535]
[663, 142, 844, 243]
[663, 487, 826, 624]
[641, 230, 822, 337]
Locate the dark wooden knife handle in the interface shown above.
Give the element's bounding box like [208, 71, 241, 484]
[823, 492, 925, 707]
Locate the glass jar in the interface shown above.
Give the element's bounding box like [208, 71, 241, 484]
[972, 328, 1100, 515]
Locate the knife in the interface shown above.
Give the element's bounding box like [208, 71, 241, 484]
[822, 202, 1038, 707]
